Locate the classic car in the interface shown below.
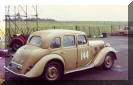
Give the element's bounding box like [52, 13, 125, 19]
[116, 26, 129, 36]
[5, 29, 117, 81]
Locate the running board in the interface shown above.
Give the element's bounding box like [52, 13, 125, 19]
[65, 63, 95, 74]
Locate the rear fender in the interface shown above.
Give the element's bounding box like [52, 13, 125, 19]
[25, 54, 65, 78]
[93, 47, 117, 67]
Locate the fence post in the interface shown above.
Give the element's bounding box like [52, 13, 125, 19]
[53, 26, 55, 29]
[119, 25, 121, 29]
[98, 26, 101, 36]
[88, 25, 90, 35]
[111, 25, 113, 35]
[75, 25, 78, 30]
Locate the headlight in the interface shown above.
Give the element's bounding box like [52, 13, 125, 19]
[105, 43, 111, 47]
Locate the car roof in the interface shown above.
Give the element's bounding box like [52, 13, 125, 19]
[33, 29, 85, 34]
[32, 29, 85, 38]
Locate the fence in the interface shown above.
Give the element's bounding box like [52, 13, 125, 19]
[38, 25, 126, 37]
[5, 21, 127, 42]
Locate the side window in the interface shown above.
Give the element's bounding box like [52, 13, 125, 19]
[78, 35, 87, 45]
[63, 35, 75, 47]
[50, 37, 61, 49]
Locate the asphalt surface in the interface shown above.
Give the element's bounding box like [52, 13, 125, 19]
[0, 36, 128, 80]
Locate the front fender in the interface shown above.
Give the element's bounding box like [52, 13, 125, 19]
[25, 54, 65, 78]
[93, 47, 117, 67]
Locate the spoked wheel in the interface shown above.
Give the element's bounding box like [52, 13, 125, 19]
[103, 53, 115, 69]
[43, 61, 63, 81]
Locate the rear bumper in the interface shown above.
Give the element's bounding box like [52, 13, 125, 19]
[4, 66, 41, 79]
[4, 66, 27, 78]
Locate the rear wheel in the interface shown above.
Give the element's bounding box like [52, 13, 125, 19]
[43, 61, 63, 81]
[103, 53, 115, 69]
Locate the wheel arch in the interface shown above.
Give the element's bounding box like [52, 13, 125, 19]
[93, 47, 117, 67]
[107, 51, 117, 60]
[25, 54, 65, 78]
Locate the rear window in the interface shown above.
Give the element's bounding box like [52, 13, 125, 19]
[50, 37, 61, 49]
[29, 36, 42, 46]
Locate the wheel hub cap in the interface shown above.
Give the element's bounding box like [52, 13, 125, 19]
[46, 66, 59, 80]
[105, 56, 112, 68]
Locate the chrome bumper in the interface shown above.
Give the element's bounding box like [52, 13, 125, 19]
[4, 66, 27, 78]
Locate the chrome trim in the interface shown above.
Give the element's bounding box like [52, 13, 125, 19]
[4, 66, 27, 77]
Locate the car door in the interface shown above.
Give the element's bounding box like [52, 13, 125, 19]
[77, 35, 91, 68]
[60, 35, 78, 71]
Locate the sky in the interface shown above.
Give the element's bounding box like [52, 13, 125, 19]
[0, 0, 132, 21]
[38, 6, 128, 21]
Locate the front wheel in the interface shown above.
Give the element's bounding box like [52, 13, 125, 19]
[103, 53, 115, 69]
[43, 61, 63, 81]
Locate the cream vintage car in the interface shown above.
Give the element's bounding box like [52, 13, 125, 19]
[5, 29, 117, 81]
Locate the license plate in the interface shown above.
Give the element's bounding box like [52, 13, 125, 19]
[10, 62, 22, 70]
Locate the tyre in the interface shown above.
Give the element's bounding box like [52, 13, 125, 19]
[43, 61, 63, 81]
[11, 40, 23, 52]
[103, 53, 115, 70]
